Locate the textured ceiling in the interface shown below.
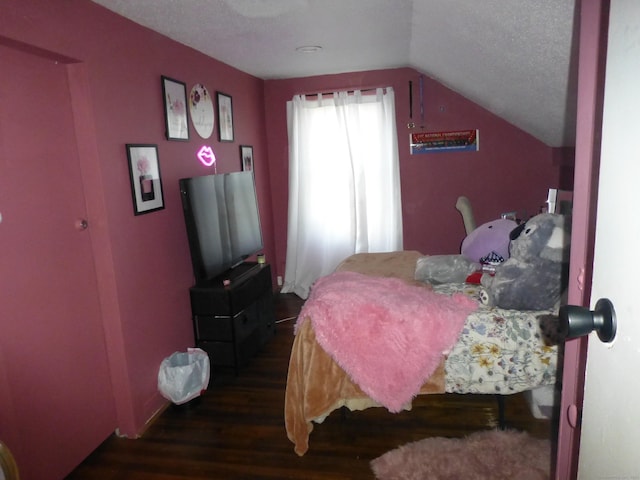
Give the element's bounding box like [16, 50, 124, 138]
[90, 0, 578, 147]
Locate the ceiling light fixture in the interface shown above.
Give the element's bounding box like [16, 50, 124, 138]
[296, 45, 323, 54]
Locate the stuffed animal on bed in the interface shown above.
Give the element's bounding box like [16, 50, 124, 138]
[461, 218, 518, 264]
[414, 218, 517, 285]
[414, 254, 479, 285]
[479, 213, 571, 311]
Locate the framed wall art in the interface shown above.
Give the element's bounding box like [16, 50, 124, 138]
[216, 91, 234, 142]
[240, 145, 253, 171]
[126, 144, 165, 215]
[189, 83, 214, 139]
[161, 76, 189, 141]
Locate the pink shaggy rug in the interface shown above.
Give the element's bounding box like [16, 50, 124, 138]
[298, 271, 477, 412]
[371, 429, 551, 480]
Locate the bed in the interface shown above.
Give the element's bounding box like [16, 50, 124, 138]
[284, 250, 562, 456]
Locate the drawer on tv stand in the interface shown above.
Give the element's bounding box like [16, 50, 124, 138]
[198, 333, 261, 369]
[189, 264, 272, 316]
[194, 308, 260, 343]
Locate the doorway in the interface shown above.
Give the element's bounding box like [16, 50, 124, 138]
[0, 44, 116, 478]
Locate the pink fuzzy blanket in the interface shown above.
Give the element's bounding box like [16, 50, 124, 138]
[297, 271, 478, 412]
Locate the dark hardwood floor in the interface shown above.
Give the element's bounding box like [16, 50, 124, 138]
[67, 293, 554, 479]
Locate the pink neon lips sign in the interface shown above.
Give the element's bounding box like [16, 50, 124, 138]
[197, 145, 216, 167]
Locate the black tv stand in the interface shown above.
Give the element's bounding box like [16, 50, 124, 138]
[189, 263, 275, 372]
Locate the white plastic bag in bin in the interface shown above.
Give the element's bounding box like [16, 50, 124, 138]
[157, 348, 210, 405]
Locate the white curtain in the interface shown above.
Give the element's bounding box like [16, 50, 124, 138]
[281, 87, 402, 298]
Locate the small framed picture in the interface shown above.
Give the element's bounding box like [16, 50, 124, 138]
[126, 144, 165, 215]
[216, 91, 234, 142]
[240, 145, 253, 171]
[161, 76, 189, 141]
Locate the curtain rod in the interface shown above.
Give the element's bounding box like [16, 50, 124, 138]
[302, 87, 383, 97]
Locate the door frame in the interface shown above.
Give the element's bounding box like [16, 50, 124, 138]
[66, 62, 137, 434]
[555, 1, 610, 478]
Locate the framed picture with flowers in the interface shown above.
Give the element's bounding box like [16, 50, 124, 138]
[161, 76, 189, 141]
[216, 91, 234, 142]
[126, 144, 165, 215]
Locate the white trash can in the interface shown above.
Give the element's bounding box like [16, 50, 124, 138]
[157, 348, 210, 405]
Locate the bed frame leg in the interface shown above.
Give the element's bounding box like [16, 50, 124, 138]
[496, 395, 506, 430]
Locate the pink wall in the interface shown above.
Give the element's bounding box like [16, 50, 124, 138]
[1, 0, 274, 476]
[265, 69, 571, 279]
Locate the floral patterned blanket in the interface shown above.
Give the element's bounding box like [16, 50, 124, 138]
[434, 282, 562, 394]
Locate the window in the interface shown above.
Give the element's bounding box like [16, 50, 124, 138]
[281, 88, 402, 298]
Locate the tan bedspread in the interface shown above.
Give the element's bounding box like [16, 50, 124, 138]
[284, 250, 446, 456]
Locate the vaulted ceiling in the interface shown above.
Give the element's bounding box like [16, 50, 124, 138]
[90, 0, 578, 147]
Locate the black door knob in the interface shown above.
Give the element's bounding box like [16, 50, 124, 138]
[559, 298, 617, 343]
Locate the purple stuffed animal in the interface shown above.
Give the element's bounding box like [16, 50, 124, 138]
[461, 218, 518, 264]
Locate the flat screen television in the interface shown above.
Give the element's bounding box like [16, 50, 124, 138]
[179, 171, 263, 285]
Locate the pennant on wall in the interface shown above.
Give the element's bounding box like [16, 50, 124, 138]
[410, 129, 479, 154]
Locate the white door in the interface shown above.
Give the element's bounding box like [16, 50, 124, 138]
[576, 1, 640, 476]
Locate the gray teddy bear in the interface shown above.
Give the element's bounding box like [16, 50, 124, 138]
[479, 213, 571, 311]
